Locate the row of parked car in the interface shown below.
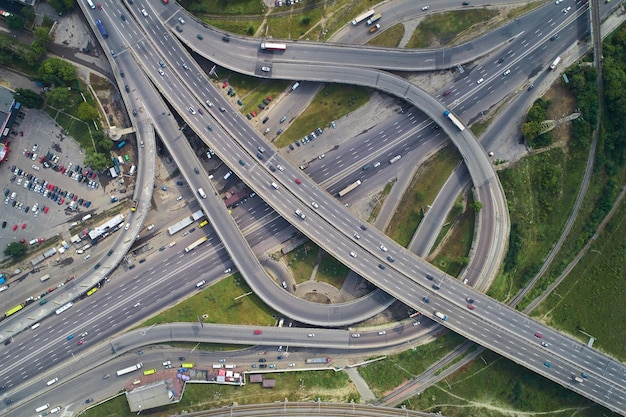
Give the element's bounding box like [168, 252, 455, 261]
[22, 147, 100, 190]
[287, 127, 325, 150]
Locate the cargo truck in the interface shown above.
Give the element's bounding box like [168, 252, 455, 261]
[305, 357, 332, 364]
[367, 13, 382, 25]
[369, 24, 381, 33]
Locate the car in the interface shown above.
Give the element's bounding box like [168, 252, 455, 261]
[257, 152, 264, 160]
[349, 251, 357, 258]
[182, 63, 189, 71]
[253, 329, 262, 335]
[259, 364, 267, 368]
[421, 5, 429, 10]
[294, 178, 302, 184]
[307, 333, 314, 337]
[289, 363, 296, 367]
[466, 297, 474, 303]
[277, 355, 284, 360]
[258, 358, 267, 362]
[378, 331, 386, 335]
[276, 165, 285, 171]
[544, 361, 552, 368]
[535, 332, 543, 338]
[188, 107, 196, 115]
[541, 341, 549, 347]
[360, 224, 368, 231]
[1, 221, 6, 228]
[239, 159, 245, 166]
[140, 140, 144, 148]
[197, 33, 204, 40]
[224, 268, 232, 274]
[78, 339, 85, 345]
[462, 1, 470, 4]
[352, 333, 360, 338]
[194, 167, 200, 174]
[353, 233, 360, 239]
[158, 68, 165, 76]
[413, 321, 420, 326]
[219, 107, 226, 113]
[261, 66, 271, 72]
[503, 69, 511, 76]
[222, 35, 230, 42]
[311, 201, 319, 209]
[467, 304, 475, 310]
[175, 25, 183, 32]
[67, 334, 74, 340]
[96, 3, 102, 9]
[85, 398, 94, 404]
[280, 116, 287, 124]
[422, 296, 430, 303]
[178, 17, 185, 24]
[32, 164, 40, 171]
[477, 77, 484, 84]
[380, 245, 388, 252]
[550, 34, 559, 41]
[387, 255, 395, 263]
[121, 14, 126, 21]
[276, 128, 283, 135]
[258, 146, 265, 153]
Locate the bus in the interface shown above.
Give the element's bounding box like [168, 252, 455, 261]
[352, 9, 375, 25]
[95, 20, 108, 38]
[55, 302, 73, 315]
[86, 287, 98, 296]
[5, 304, 23, 318]
[143, 368, 156, 376]
[181, 363, 194, 369]
[443, 110, 465, 131]
[184, 236, 208, 253]
[260, 42, 287, 51]
[338, 180, 362, 197]
[198, 220, 209, 228]
[39, 274, 51, 282]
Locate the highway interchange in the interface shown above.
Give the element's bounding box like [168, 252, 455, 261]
[1, 0, 626, 415]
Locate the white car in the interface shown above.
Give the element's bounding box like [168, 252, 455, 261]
[380, 245, 388, 252]
[188, 107, 196, 115]
[84, 254, 91, 260]
[349, 251, 357, 258]
[311, 201, 319, 209]
[261, 66, 270, 72]
[503, 69, 511, 76]
[295, 209, 306, 220]
[158, 68, 165, 76]
[276, 165, 285, 171]
[353, 233, 360, 239]
[421, 5, 429, 10]
[32, 164, 40, 171]
[124, 223, 131, 231]
[178, 17, 185, 24]
[477, 78, 484, 84]
[205, 100, 213, 107]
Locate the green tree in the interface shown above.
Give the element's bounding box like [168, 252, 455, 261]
[84, 151, 112, 171]
[77, 102, 99, 122]
[21, 6, 35, 22]
[4, 242, 28, 258]
[470, 201, 483, 212]
[46, 88, 72, 109]
[93, 131, 113, 153]
[6, 14, 25, 31]
[13, 88, 44, 108]
[39, 57, 76, 86]
[522, 121, 542, 145]
[33, 27, 51, 45]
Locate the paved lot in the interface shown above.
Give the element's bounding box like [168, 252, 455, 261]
[1, 109, 111, 252]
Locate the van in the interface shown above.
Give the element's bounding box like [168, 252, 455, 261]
[264, 128, 270, 135]
[291, 82, 300, 91]
[46, 377, 59, 386]
[87, 0, 95, 9]
[35, 404, 50, 413]
[271, 182, 279, 189]
[212, 364, 223, 369]
[40, 274, 51, 282]
[196, 280, 206, 288]
[50, 407, 61, 414]
[197, 188, 207, 199]
[141, 8, 148, 17]
[129, 165, 136, 176]
[0, 286, 8, 293]
[223, 171, 232, 180]
[117, 155, 124, 165]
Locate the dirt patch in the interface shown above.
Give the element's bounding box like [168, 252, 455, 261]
[302, 292, 331, 303]
[543, 82, 577, 149]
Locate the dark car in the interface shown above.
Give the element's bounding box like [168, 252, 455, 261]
[222, 35, 230, 42]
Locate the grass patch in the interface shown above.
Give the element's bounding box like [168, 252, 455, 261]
[386, 145, 461, 247]
[368, 180, 396, 223]
[284, 242, 320, 284]
[431, 192, 475, 277]
[315, 251, 350, 288]
[406, 9, 499, 48]
[358, 331, 465, 397]
[431, 193, 465, 251]
[488, 147, 586, 302]
[182, 0, 265, 15]
[531, 194, 626, 360]
[203, 17, 264, 37]
[266, 6, 326, 40]
[366, 23, 405, 48]
[83, 370, 357, 417]
[142, 274, 276, 327]
[404, 350, 609, 417]
[274, 84, 370, 148]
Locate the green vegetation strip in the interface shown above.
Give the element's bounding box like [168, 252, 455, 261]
[386, 145, 461, 247]
[142, 274, 276, 327]
[284, 243, 319, 285]
[275, 84, 370, 148]
[366, 24, 405, 48]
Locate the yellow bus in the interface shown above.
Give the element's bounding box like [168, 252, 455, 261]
[5, 304, 23, 317]
[86, 287, 98, 296]
[181, 363, 194, 369]
[143, 368, 156, 376]
[198, 220, 209, 228]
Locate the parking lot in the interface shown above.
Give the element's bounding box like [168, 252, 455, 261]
[1, 109, 112, 249]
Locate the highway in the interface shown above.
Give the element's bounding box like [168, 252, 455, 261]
[3, 0, 626, 414]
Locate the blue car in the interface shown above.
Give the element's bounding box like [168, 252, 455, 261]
[67, 334, 74, 341]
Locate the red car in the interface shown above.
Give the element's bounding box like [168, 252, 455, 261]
[534, 332, 543, 338]
[39, 156, 45, 163]
[77, 339, 85, 345]
[222, 81, 228, 88]
[12, 224, 18, 231]
[467, 304, 475, 310]
[250, 111, 257, 117]
[21, 223, 26, 229]
[73, 195, 78, 201]
[266, 96, 273, 101]
[294, 178, 302, 184]
[253, 330, 262, 335]
[162, 0, 169, 3]
[90, 172, 97, 179]
[59, 198, 65, 205]
[43, 206, 49, 214]
[96, 3, 102, 10]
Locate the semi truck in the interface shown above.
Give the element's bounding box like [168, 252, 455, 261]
[305, 357, 332, 364]
[434, 311, 448, 321]
[116, 362, 143, 376]
[367, 13, 382, 25]
[338, 180, 362, 197]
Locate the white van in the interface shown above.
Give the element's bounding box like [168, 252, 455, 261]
[129, 165, 136, 176]
[271, 182, 279, 189]
[291, 82, 300, 91]
[50, 407, 62, 414]
[47, 377, 59, 386]
[197, 188, 207, 199]
[223, 171, 232, 180]
[87, 0, 95, 9]
[40, 274, 51, 282]
[35, 404, 50, 413]
[117, 155, 124, 165]
[0, 286, 8, 293]
[196, 280, 206, 288]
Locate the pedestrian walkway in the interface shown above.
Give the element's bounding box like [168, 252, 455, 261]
[345, 367, 376, 402]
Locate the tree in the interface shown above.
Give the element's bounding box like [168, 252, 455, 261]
[13, 88, 43, 108]
[77, 102, 99, 122]
[93, 131, 113, 153]
[4, 242, 28, 258]
[39, 57, 76, 86]
[21, 6, 35, 22]
[84, 151, 112, 171]
[470, 201, 483, 212]
[6, 14, 25, 31]
[33, 27, 51, 45]
[46, 88, 72, 109]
